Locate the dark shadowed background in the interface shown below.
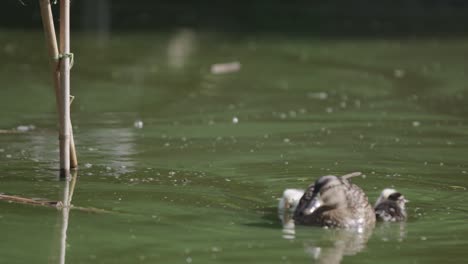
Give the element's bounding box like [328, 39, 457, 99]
[2, 0, 468, 36]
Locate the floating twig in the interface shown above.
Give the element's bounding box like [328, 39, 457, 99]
[0, 194, 61, 207]
[0, 129, 21, 134]
[0, 194, 111, 213]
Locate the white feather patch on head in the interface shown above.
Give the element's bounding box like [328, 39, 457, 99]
[375, 188, 398, 207]
[381, 188, 398, 199]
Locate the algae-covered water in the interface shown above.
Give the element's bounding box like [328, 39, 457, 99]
[0, 30, 468, 263]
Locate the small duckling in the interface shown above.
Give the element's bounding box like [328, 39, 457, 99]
[278, 189, 305, 239]
[374, 188, 408, 222]
[278, 188, 304, 215]
[293, 172, 375, 229]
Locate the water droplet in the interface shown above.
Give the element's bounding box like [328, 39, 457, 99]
[232, 117, 239, 124]
[354, 100, 361, 108]
[307, 92, 328, 100]
[211, 246, 221, 252]
[394, 69, 406, 78]
[412, 121, 421, 127]
[134, 120, 144, 129]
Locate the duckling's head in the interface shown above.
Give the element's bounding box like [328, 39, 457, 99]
[375, 188, 408, 210]
[278, 188, 305, 213]
[299, 175, 348, 216]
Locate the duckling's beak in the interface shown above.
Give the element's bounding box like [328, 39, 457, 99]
[303, 197, 322, 215]
[400, 196, 409, 203]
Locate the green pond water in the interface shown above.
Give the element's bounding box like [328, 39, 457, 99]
[0, 30, 467, 263]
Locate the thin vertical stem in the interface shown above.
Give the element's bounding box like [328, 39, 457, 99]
[70, 123, 78, 168]
[59, 0, 71, 176]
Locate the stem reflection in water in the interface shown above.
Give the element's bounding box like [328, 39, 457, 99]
[58, 170, 77, 264]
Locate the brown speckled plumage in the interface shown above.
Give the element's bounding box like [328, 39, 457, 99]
[293, 173, 375, 229]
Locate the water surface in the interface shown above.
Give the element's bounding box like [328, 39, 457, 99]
[0, 30, 467, 263]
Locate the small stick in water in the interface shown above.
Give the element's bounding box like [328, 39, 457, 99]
[341, 172, 362, 180]
[0, 194, 111, 213]
[0, 194, 60, 208]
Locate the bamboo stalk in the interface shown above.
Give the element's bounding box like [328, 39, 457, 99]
[38, 0, 78, 172]
[58, 0, 71, 177]
[69, 122, 78, 169]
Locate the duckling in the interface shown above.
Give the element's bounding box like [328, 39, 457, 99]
[293, 172, 375, 229]
[278, 188, 304, 214]
[277, 189, 304, 239]
[374, 188, 408, 222]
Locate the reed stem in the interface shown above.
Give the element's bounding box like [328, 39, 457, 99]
[38, 0, 78, 172]
[59, 0, 71, 176]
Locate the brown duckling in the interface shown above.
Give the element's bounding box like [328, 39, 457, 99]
[374, 188, 408, 222]
[293, 172, 375, 229]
